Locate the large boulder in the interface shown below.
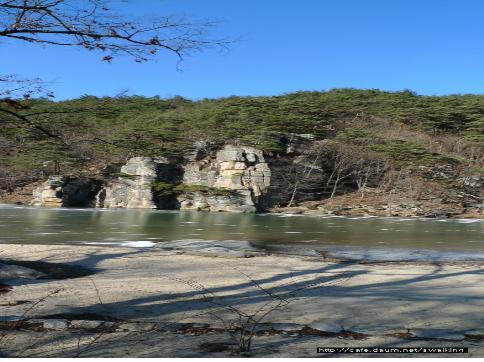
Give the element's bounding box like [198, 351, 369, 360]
[31, 176, 101, 207]
[178, 145, 271, 212]
[96, 157, 160, 209]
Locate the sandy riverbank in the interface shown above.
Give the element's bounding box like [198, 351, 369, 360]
[1, 243, 484, 357]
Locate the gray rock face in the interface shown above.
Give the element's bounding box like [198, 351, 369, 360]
[0, 263, 46, 281]
[43, 319, 70, 331]
[70, 320, 104, 330]
[31, 146, 271, 212]
[31, 176, 101, 207]
[285, 133, 315, 155]
[96, 157, 160, 209]
[156, 239, 267, 258]
[459, 175, 484, 189]
[178, 145, 271, 212]
[31, 176, 64, 207]
[116, 322, 156, 332]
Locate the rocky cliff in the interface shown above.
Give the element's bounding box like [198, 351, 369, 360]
[31, 176, 101, 208]
[31, 145, 272, 212]
[96, 157, 159, 209]
[178, 145, 271, 212]
[27, 141, 483, 218]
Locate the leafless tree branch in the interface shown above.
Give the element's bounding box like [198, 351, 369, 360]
[0, 0, 228, 63]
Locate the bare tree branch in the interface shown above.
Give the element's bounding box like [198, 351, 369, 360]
[0, 0, 227, 63]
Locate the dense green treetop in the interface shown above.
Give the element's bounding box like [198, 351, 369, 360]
[1, 88, 483, 185]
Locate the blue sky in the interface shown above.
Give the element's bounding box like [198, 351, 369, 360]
[2, 0, 484, 99]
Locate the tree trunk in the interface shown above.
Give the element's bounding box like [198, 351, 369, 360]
[287, 180, 299, 207]
[330, 175, 341, 199]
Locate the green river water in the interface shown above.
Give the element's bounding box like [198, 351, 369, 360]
[0, 204, 483, 261]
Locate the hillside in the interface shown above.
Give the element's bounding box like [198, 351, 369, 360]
[1, 88, 483, 217]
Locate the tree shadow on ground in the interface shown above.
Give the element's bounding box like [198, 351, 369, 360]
[3, 249, 484, 357]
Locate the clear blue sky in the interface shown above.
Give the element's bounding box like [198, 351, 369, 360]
[2, 0, 484, 100]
